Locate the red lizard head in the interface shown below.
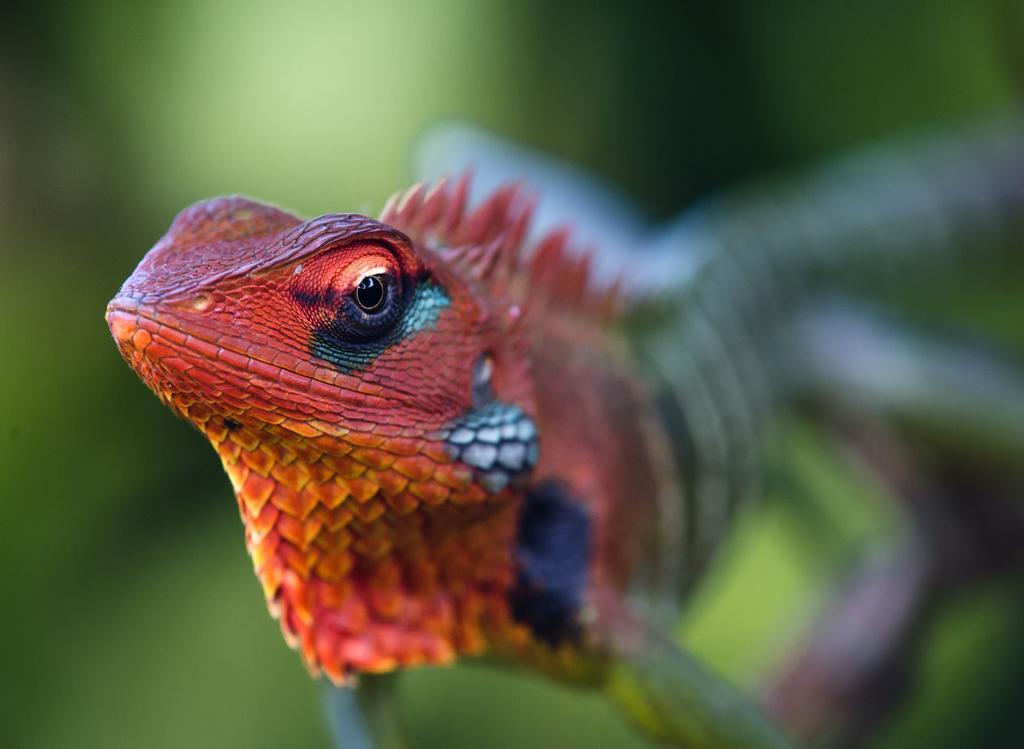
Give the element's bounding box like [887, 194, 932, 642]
[106, 179, 622, 681]
[107, 188, 534, 445]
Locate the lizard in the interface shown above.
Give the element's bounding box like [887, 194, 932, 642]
[106, 115, 1024, 749]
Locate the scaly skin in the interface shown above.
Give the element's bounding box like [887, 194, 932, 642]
[106, 118, 1024, 749]
[105, 179, 672, 688]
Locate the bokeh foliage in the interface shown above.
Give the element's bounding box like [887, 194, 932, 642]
[2, 2, 1023, 747]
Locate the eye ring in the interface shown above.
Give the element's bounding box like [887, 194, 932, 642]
[354, 273, 388, 313]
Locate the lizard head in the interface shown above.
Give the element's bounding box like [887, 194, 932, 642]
[105, 194, 533, 439]
[105, 184, 560, 680]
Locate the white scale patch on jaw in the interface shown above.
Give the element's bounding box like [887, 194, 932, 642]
[442, 402, 539, 493]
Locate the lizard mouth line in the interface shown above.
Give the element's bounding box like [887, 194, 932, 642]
[105, 296, 421, 404]
[106, 298, 310, 384]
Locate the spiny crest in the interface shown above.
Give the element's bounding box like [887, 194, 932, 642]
[381, 174, 624, 322]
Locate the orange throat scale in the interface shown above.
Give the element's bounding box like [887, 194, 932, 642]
[106, 179, 673, 684]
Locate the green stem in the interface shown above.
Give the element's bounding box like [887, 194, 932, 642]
[595, 603, 797, 749]
[324, 674, 406, 749]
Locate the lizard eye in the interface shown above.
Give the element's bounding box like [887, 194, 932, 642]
[333, 266, 405, 341]
[291, 240, 413, 345]
[354, 273, 387, 313]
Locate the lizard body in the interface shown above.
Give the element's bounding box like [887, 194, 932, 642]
[107, 118, 1024, 747]
[106, 180, 669, 686]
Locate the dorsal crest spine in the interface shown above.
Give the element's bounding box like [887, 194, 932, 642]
[381, 175, 624, 322]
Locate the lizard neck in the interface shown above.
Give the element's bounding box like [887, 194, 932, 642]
[196, 408, 526, 681]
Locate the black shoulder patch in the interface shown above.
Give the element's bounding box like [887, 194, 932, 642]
[508, 480, 591, 647]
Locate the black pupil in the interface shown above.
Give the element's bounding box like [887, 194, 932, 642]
[354, 274, 387, 312]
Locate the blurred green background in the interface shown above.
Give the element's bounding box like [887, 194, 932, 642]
[3, 1, 1024, 747]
